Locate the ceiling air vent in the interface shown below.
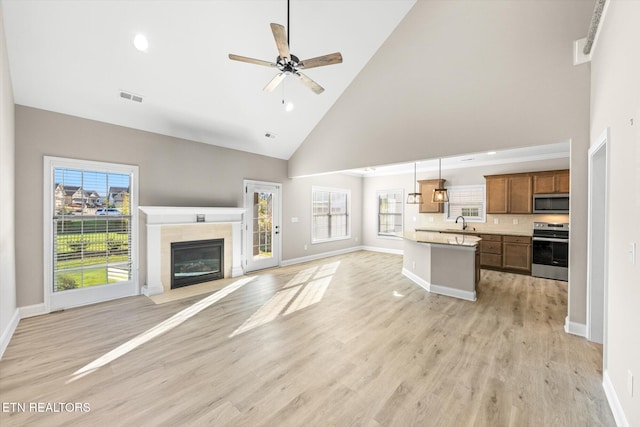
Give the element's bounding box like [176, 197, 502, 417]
[119, 90, 143, 103]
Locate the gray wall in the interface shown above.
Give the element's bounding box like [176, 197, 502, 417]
[15, 106, 290, 307]
[0, 4, 17, 353]
[14, 107, 365, 308]
[288, 0, 592, 177]
[282, 173, 363, 262]
[590, 1, 640, 424]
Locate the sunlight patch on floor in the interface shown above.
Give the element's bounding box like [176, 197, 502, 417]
[67, 276, 255, 383]
[229, 261, 340, 337]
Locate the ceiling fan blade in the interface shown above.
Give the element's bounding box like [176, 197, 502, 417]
[294, 72, 324, 94]
[228, 54, 276, 67]
[263, 72, 287, 92]
[270, 23, 290, 61]
[299, 52, 343, 70]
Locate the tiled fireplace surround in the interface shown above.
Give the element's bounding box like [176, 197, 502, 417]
[139, 207, 245, 296]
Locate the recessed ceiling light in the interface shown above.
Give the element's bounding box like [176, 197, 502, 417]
[284, 101, 294, 112]
[133, 34, 149, 52]
[487, 151, 497, 155]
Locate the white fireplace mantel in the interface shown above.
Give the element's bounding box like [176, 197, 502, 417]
[139, 206, 245, 296]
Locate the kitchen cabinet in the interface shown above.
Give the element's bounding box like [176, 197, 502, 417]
[485, 176, 509, 214]
[418, 179, 446, 213]
[502, 235, 532, 273]
[485, 174, 532, 214]
[479, 234, 503, 269]
[533, 170, 570, 194]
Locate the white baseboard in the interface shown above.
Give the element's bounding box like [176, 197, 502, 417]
[281, 246, 363, 267]
[402, 268, 476, 302]
[20, 303, 48, 319]
[360, 246, 403, 255]
[402, 268, 430, 292]
[603, 370, 630, 427]
[430, 283, 476, 302]
[0, 308, 20, 359]
[564, 316, 587, 337]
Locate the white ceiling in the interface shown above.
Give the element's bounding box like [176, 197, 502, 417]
[1, 0, 415, 160]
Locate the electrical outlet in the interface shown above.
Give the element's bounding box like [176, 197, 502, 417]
[513, 218, 519, 225]
[493, 218, 499, 225]
[291, 217, 299, 223]
[429, 216, 434, 223]
[304, 244, 307, 250]
[413, 216, 417, 222]
[628, 370, 634, 397]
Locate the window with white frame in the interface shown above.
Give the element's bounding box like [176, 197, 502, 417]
[445, 185, 486, 222]
[45, 157, 138, 298]
[312, 187, 350, 242]
[377, 189, 404, 237]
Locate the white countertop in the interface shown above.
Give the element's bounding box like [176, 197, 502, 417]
[403, 231, 481, 247]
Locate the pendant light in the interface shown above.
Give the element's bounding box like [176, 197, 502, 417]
[432, 158, 449, 203]
[407, 162, 423, 204]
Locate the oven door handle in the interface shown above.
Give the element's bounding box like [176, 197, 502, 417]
[532, 237, 569, 243]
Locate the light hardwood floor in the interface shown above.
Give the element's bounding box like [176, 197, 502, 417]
[0, 251, 614, 426]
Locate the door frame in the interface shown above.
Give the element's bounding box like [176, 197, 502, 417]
[587, 129, 609, 354]
[243, 179, 282, 272]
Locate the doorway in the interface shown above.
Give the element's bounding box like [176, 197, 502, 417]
[244, 180, 282, 272]
[587, 130, 609, 347]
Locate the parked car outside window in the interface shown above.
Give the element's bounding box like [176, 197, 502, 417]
[96, 208, 122, 216]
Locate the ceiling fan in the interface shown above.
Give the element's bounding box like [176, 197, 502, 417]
[228, 1, 343, 95]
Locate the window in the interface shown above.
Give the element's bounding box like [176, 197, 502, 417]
[377, 189, 404, 237]
[312, 187, 350, 242]
[445, 185, 486, 222]
[45, 157, 138, 310]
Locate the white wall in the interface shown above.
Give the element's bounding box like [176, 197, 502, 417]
[590, 1, 640, 425]
[0, 3, 18, 358]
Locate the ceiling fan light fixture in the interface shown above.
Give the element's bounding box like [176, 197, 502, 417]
[284, 101, 294, 112]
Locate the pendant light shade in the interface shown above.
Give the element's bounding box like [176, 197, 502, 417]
[432, 158, 448, 203]
[407, 163, 422, 204]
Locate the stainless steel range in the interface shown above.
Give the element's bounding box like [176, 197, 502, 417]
[531, 222, 569, 281]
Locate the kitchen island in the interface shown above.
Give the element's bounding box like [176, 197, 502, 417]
[402, 231, 481, 301]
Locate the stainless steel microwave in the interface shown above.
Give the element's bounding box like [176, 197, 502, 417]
[533, 193, 570, 213]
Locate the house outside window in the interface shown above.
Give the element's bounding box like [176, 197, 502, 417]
[44, 156, 139, 311]
[377, 189, 404, 237]
[445, 185, 486, 222]
[312, 187, 350, 243]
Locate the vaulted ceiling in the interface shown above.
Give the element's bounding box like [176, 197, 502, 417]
[1, 0, 415, 160]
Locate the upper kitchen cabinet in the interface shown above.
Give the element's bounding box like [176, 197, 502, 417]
[485, 174, 532, 214]
[532, 170, 570, 194]
[418, 179, 446, 213]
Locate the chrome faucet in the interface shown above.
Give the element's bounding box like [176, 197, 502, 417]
[455, 215, 467, 230]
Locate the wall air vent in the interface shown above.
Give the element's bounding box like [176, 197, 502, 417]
[119, 90, 143, 103]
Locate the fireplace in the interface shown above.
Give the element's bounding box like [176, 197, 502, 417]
[171, 239, 224, 289]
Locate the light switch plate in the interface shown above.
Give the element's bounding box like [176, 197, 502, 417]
[628, 370, 634, 396]
[513, 218, 519, 225]
[493, 218, 499, 225]
[630, 243, 637, 265]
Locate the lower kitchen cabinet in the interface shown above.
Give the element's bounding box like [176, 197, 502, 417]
[479, 234, 532, 274]
[502, 236, 532, 273]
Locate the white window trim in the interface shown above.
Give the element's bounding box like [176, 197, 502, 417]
[43, 156, 139, 312]
[377, 188, 404, 238]
[311, 186, 351, 244]
[445, 184, 486, 223]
